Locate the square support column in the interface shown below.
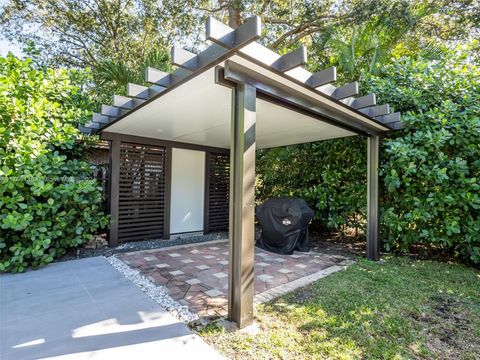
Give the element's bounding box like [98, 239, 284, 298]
[228, 83, 256, 328]
[109, 138, 120, 247]
[367, 135, 380, 260]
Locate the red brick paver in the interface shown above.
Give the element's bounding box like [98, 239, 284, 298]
[117, 241, 346, 317]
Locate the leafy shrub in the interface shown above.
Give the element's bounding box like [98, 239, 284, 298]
[0, 55, 108, 272]
[257, 44, 480, 264]
[366, 44, 480, 263]
[257, 136, 367, 232]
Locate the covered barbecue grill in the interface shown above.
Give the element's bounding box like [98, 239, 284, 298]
[256, 197, 315, 255]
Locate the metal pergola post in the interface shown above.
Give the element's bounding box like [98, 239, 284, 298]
[367, 135, 380, 260]
[228, 82, 256, 328]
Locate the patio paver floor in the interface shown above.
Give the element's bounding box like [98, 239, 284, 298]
[117, 240, 350, 317]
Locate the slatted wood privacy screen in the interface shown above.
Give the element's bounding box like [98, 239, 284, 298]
[118, 142, 166, 242]
[207, 152, 230, 231]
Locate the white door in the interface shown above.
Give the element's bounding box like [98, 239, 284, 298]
[170, 148, 205, 234]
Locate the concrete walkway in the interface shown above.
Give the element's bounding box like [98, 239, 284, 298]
[0, 257, 223, 360]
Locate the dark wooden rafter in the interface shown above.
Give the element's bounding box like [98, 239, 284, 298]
[101, 104, 129, 117]
[341, 93, 376, 109]
[145, 68, 170, 87]
[206, 16, 261, 49]
[360, 104, 390, 117]
[317, 82, 359, 100]
[113, 95, 146, 109]
[306, 67, 336, 87]
[127, 83, 165, 100]
[93, 113, 110, 124]
[271, 46, 307, 72]
[171, 47, 198, 71]
[79, 15, 403, 134]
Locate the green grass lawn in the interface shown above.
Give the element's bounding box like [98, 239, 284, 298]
[198, 257, 480, 359]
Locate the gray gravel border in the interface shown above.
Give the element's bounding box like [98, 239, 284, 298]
[105, 255, 199, 323]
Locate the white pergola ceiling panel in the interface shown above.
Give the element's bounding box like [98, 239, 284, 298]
[106, 65, 356, 149]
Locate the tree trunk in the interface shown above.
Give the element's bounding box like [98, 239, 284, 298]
[227, 1, 243, 28]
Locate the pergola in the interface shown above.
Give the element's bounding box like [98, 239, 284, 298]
[80, 16, 402, 328]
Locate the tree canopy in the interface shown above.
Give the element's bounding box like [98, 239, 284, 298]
[1, 0, 478, 95]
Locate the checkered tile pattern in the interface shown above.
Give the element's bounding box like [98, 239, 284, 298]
[117, 241, 343, 317]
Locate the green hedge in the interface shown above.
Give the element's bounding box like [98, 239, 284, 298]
[369, 45, 480, 263]
[257, 136, 367, 232]
[0, 55, 108, 272]
[257, 44, 480, 264]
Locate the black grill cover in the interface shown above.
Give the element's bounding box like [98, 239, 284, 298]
[256, 197, 314, 255]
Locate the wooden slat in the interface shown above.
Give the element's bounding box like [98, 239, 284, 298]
[208, 152, 229, 231]
[117, 142, 167, 242]
[118, 198, 165, 203]
[118, 201, 165, 207]
[117, 233, 162, 242]
[118, 231, 163, 239]
[118, 220, 164, 226]
[119, 213, 163, 218]
[118, 224, 164, 232]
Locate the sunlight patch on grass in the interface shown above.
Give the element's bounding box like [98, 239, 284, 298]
[199, 257, 480, 359]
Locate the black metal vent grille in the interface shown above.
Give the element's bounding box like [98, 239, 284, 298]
[208, 152, 229, 231]
[118, 142, 166, 242]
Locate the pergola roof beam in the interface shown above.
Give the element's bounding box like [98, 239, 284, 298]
[92, 113, 110, 124]
[206, 16, 261, 49]
[341, 93, 376, 109]
[271, 46, 307, 72]
[171, 47, 198, 71]
[359, 104, 390, 117]
[166, 17, 262, 86]
[306, 67, 337, 88]
[84, 121, 101, 129]
[391, 122, 405, 130]
[375, 112, 400, 125]
[78, 127, 93, 134]
[325, 82, 359, 100]
[127, 83, 166, 100]
[82, 16, 402, 136]
[113, 95, 146, 110]
[145, 67, 170, 87]
[127, 83, 150, 99]
[101, 105, 129, 118]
